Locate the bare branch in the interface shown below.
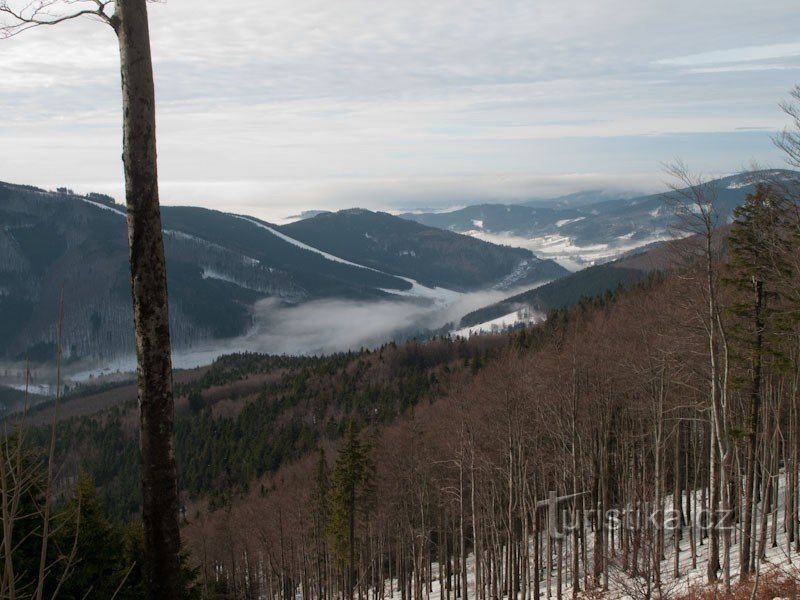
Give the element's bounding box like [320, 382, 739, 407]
[776, 85, 800, 169]
[0, 0, 114, 37]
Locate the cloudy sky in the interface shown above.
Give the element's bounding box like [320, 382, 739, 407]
[1, 0, 799, 221]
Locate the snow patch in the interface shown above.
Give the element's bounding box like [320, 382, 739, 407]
[464, 230, 678, 270]
[727, 180, 751, 189]
[235, 216, 380, 272]
[379, 281, 462, 306]
[451, 307, 545, 338]
[4, 382, 53, 395]
[236, 216, 461, 303]
[371, 467, 800, 600]
[555, 217, 585, 228]
[78, 197, 126, 217]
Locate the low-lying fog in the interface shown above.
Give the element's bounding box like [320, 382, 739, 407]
[245, 288, 514, 355]
[0, 287, 528, 393]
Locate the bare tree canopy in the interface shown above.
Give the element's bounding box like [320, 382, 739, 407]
[0, 0, 117, 35]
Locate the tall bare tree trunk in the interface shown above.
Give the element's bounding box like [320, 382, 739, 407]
[115, 1, 182, 597]
[741, 279, 764, 579]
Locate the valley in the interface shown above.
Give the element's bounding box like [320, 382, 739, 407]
[1, 170, 793, 400]
[0, 181, 565, 395]
[3, 2, 800, 598]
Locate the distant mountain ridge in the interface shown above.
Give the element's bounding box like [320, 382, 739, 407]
[517, 188, 641, 208]
[0, 182, 564, 363]
[448, 169, 800, 334]
[401, 170, 799, 269]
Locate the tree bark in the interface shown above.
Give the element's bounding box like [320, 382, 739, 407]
[115, 1, 182, 597]
[741, 278, 764, 579]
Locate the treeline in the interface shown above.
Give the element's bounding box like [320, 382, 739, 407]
[183, 182, 800, 599]
[32, 335, 514, 521]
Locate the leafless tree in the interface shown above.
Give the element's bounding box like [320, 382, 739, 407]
[776, 84, 800, 170]
[0, 1, 182, 597]
[664, 162, 734, 590]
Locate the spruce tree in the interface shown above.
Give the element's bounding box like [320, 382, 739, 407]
[327, 423, 375, 600]
[725, 183, 792, 577]
[53, 473, 128, 599]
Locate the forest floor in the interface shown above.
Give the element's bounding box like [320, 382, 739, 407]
[374, 471, 799, 600]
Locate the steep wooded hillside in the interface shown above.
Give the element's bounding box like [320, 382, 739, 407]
[282, 209, 567, 290]
[0, 183, 556, 363]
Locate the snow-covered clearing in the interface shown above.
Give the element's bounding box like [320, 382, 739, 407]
[235, 215, 379, 271]
[451, 307, 546, 338]
[555, 217, 586, 228]
[464, 230, 677, 271]
[235, 215, 463, 304]
[77, 197, 126, 217]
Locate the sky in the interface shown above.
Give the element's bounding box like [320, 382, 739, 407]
[1, 0, 799, 222]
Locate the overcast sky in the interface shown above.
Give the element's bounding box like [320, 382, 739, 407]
[1, 0, 799, 222]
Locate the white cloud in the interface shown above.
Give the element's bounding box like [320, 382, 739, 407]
[686, 64, 796, 74]
[0, 0, 797, 210]
[658, 42, 800, 67]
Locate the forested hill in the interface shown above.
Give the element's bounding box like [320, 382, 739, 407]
[176, 188, 800, 596]
[25, 258, 663, 522]
[22, 185, 800, 596]
[456, 246, 668, 328]
[281, 208, 567, 289]
[401, 169, 799, 268]
[28, 332, 534, 519]
[0, 182, 559, 363]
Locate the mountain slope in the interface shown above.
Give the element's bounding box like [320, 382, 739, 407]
[402, 170, 799, 269]
[454, 238, 681, 330]
[0, 182, 556, 363]
[281, 208, 568, 290]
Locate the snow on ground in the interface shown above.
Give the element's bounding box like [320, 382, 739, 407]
[235, 215, 465, 304]
[451, 307, 546, 337]
[201, 268, 244, 286]
[555, 217, 586, 228]
[723, 172, 793, 190]
[165, 229, 264, 271]
[372, 470, 799, 600]
[380, 281, 464, 305]
[235, 215, 379, 271]
[494, 259, 553, 290]
[465, 230, 677, 271]
[77, 197, 126, 216]
[3, 382, 54, 396]
[201, 268, 276, 292]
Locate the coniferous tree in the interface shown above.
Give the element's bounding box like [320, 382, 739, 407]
[725, 183, 792, 577]
[327, 423, 375, 600]
[53, 473, 127, 599]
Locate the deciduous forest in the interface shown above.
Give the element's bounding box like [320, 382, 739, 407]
[6, 176, 800, 599]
